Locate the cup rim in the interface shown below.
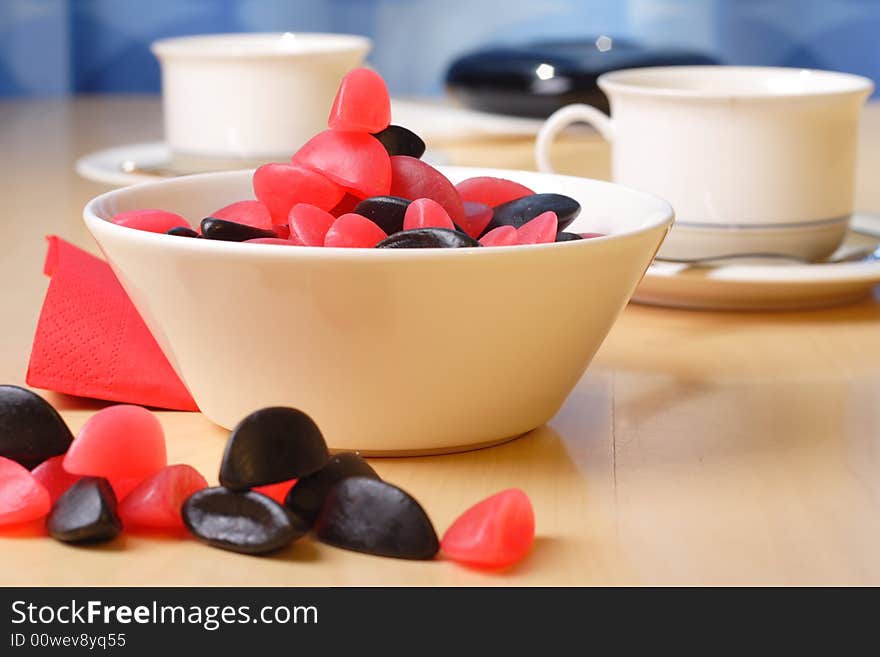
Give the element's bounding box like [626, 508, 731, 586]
[151, 32, 372, 60]
[598, 65, 874, 101]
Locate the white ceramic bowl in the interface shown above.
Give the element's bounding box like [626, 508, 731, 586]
[83, 167, 673, 455]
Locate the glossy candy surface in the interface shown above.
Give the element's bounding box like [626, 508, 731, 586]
[219, 407, 329, 491]
[389, 156, 465, 224]
[403, 198, 455, 231]
[479, 225, 518, 247]
[284, 452, 378, 525]
[455, 177, 534, 208]
[0, 456, 51, 525]
[288, 204, 336, 246]
[112, 209, 190, 234]
[376, 227, 481, 249]
[119, 464, 208, 530]
[64, 405, 166, 480]
[460, 201, 493, 239]
[293, 130, 391, 199]
[516, 211, 558, 245]
[200, 218, 277, 242]
[166, 226, 200, 238]
[440, 488, 535, 569]
[46, 477, 121, 543]
[485, 193, 580, 234]
[324, 213, 387, 248]
[210, 200, 273, 231]
[315, 476, 439, 560]
[328, 68, 391, 133]
[372, 125, 426, 158]
[183, 487, 307, 555]
[352, 196, 411, 235]
[31, 455, 80, 504]
[0, 385, 73, 469]
[253, 163, 343, 224]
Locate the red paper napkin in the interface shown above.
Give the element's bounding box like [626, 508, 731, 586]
[26, 236, 198, 411]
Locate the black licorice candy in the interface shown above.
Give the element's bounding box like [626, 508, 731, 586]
[0, 385, 73, 469]
[200, 218, 276, 242]
[376, 227, 481, 249]
[46, 477, 122, 544]
[483, 193, 581, 235]
[353, 196, 411, 235]
[372, 124, 427, 159]
[284, 452, 380, 525]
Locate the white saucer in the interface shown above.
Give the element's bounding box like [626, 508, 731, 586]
[634, 213, 880, 310]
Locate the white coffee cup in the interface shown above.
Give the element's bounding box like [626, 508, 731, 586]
[536, 66, 873, 260]
[151, 32, 371, 161]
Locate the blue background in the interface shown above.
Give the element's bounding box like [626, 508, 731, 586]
[1, 0, 879, 97]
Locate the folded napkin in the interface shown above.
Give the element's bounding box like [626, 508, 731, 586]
[26, 236, 198, 411]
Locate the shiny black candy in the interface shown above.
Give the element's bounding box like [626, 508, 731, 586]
[353, 196, 411, 235]
[167, 226, 200, 238]
[46, 477, 122, 544]
[183, 487, 307, 555]
[284, 452, 379, 526]
[314, 477, 439, 560]
[200, 218, 276, 242]
[484, 193, 581, 234]
[372, 124, 426, 159]
[376, 227, 481, 249]
[556, 232, 583, 242]
[219, 407, 329, 490]
[0, 385, 73, 469]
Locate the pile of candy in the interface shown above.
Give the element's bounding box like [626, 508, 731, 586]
[113, 68, 601, 249]
[0, 385, 534, 569]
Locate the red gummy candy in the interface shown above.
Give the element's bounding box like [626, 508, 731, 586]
[441, 488, 535, 569]
[118, 464, 208, 529]
[254, 479, 298, 505]
[580, 232, 605, 239]
[31, 455, 81, 504]
[288, 203, 337, 246]
[110, 477, 142, 502]
[460, 201, 493, 239]
[0, 456, 51, 526]
[253, 163, 344, 224]
[328, 67, 391, 133]
[274, 224, 291, 239]
[293, 130, 391, 199]
[330, 193, 361, 217]
[64, 405, 167, 480]
[112, 209, 190, 234]
[389, 156, 465, 224]
[455, 177, 534, 208]
[210, 200, 273, 231]
[517, 211, 558, 245]
[403, 198, 455, 231]
[244, 238, 298, 246]
[479, 225, 518, 247]
[324, 213, 387, 248]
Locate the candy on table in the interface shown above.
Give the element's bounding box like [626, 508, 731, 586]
[112, 209, 191, 234]
[0, 385, 73, 469]
[403, 198, 456, 231]
[118, 464, 208, 530]
[200, 218, 277, 242]
[288, 203, 337, 246]
[109, 476, 142, 502]
[328, 67, 391, 134]
[46, 476, 122, 543]
[253, 479, 298, 505]
[324, 213, 388, 248]
[244, 238, 297, 246]
[440, 488, 535, 569]
[352, 196, 411, 235]
[284, 452, 379, 526]
[376, 227, 481, 249]
[460, 201, 493, 239]
[479, 225, 519, 247]
[372, 124, 426, 159]
[389, 156, 465, 224]
[209, 200, 273, 231]
[219, 407, 330, 491]
[455, 176, 535, 208]
[253, 162, 344, 224]
[293, 130, 391, 199]
[166, 226, 200, 238]
[516, 211, 558, 245]
[31, 455, 81, 504]
[484, 193, 580, 234]
[64, 405, 166, 481]
[314, 476, 439, 560]
[0, 456, 51, 526]
[182, 487, 308, 555]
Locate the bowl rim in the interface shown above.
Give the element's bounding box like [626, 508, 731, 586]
[150, 32, 372, 60]
[83, 166, 675, 260]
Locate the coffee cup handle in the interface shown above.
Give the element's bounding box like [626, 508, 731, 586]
[535, 104, 615, 173]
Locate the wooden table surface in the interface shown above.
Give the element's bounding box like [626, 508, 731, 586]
[2, 96, 880, 586]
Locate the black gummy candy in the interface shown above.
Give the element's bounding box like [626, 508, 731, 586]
[167, 226, 200, 238]
[0, 385, 73, 469]
[284, 452, 379, 526]
[372, 124, 427, 159]
[219, 407, 329, 491]
[46, 477, 122, 544]
[353, 196, 411, 235]
[484, 193, 581, 235]
[376, 227, 481, 249]
[555, 232, 583, 242]
[183, 487, 307, 555]
[314, 476, 439, 560]
[200, 218, 276, 242]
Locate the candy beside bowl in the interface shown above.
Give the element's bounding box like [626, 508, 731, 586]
[84, 166, 671, 455]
